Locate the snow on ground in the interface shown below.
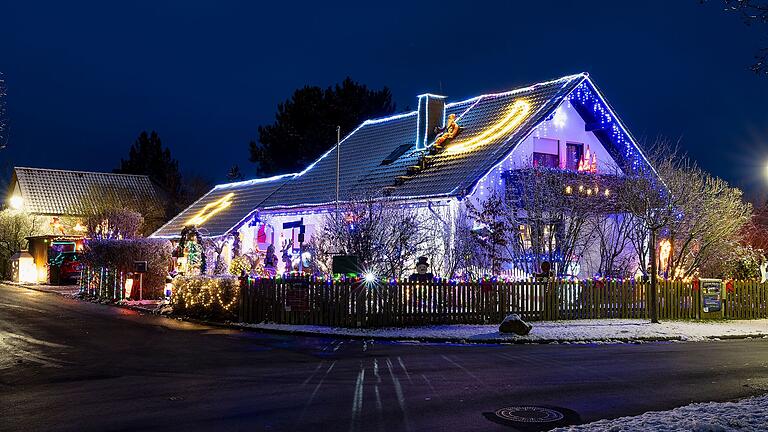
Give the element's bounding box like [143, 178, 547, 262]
[552, 394, 768, 431]
[245, 319, 768, 343]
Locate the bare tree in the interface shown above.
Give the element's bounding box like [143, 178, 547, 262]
[0, 210, 44, 277]
[469, 167, 600, 277]
[719, 0, 768, 74]
[313, 196, 433, 279]
[663, 168, 751, 278]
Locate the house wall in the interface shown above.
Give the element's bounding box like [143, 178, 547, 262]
[236, 199, 458, 277]
[462, 100, 637, 279]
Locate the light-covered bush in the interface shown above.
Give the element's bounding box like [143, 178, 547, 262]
[171, 275, 240, 320]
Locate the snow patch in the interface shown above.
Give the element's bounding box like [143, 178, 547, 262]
[553, 394, 768, 431]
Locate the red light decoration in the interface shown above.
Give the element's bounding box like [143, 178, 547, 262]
[577, 144, 598, 174]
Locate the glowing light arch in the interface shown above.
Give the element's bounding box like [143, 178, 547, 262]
[447, 100, 531, 154]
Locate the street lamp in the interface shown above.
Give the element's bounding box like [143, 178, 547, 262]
[9, 195, 23, 210]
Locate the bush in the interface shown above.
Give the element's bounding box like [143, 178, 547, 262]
[170, 275, 240, 320]
[82, 238, 173, 299]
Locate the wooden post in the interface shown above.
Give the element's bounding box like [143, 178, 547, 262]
[649, 228, 659, 323]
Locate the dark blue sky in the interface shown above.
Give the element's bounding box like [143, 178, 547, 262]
[1, 1, 767, 196]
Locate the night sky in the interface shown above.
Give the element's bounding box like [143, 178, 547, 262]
[1, 1, 767, 198]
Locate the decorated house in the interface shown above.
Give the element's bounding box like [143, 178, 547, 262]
[151, 73, 658, 279]
[7, 167, 164, 282]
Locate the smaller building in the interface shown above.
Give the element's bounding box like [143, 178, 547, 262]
[6, 167, 164, 282]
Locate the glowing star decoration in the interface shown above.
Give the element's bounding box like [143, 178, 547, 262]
[187, 192, 234, 226]
[551, 106, 567, 129]
[447, 100, 531, 154]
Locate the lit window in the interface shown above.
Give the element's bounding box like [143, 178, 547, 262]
[566, 142, 583, 171]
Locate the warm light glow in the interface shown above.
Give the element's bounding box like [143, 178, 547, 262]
[37, 265, 48, 283]
[9, 195, 23, 210]
[658, 239, 671, 273]
[14, 255, 36, 283]
[604, 189, 610, 196]
[73, 223, 86, 232]
[187, 193, 234, 226]
[447, 100, 531, 153]
[124, 278, 134, 298]
[565, 185, 572, 194]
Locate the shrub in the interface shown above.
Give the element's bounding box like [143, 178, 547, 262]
[170, 275, 240, 320]
[82, 238, 173, 299]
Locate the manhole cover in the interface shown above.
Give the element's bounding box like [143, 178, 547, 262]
[495, 406, 564, 423]
[485, 405, 580, 431]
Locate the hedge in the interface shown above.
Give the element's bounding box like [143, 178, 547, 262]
[82, 238, 173, 299]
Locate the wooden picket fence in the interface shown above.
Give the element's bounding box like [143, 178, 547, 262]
[238, 278, 768, 327]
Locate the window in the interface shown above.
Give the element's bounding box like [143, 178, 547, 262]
[533, 152, 559, 168]
[533, 137, 559, 168]
[566, 142, 583, 171]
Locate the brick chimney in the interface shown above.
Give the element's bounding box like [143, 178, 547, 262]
[415, 93, 446, 150]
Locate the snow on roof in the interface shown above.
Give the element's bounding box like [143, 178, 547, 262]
[11, 167, 162, 216]
[153, 72, 654, 238]
[150, 173, 295, 238]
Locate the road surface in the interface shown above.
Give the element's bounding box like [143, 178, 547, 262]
[1, 283, 767, 431]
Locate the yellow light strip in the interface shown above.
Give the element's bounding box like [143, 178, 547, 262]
[187, 192, 234, 226]
[447, 100, 531, 154]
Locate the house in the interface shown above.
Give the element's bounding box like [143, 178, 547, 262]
[7, 167, 164, 282]
[151, 73, 657, 278]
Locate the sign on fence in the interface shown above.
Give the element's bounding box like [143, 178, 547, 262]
[700, 278, 723, 318]
[285, 280, 309, 312]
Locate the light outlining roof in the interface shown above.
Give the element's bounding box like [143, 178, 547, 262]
[153, 72, 658, 239]
[150, 173, 296, 238]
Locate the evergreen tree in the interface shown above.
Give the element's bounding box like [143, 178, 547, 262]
[250, 78, 396, 175]
[116, 131, 183, 211]
[227, 164, 244, 181]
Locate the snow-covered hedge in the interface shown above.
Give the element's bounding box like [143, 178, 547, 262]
[171, 275, 240, 321]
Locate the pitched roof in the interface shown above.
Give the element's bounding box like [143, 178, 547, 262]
[150, 173, 295, 238]
[153, 72, 653, 238]
[11, 167, 162, 215]
[259, 73, 587, 208]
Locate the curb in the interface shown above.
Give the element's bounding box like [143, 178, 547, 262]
[9, 283, 768, 345]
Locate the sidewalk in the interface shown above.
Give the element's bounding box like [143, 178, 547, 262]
[552, 393, 768, 431]
[241, 318, 768, 343]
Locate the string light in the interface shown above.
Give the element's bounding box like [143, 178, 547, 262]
[172, 276, 240, 312]
[447, 100, 531, 154]
[187, 192, 234, 226]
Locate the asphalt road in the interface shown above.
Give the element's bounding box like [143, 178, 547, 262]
[1, 283, 767, 432]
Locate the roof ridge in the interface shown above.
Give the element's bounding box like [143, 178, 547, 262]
[15, 166, 153, 179]
[213, 172, 297, 190]
[358, 73, 587, 126]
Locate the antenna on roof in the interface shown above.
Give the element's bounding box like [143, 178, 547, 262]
[335, 125, 341, 220]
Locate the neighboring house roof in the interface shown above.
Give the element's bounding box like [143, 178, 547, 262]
[11, 167, 162, 215]
[151, 173, 295, 238]
[152, 72, 655, 239]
